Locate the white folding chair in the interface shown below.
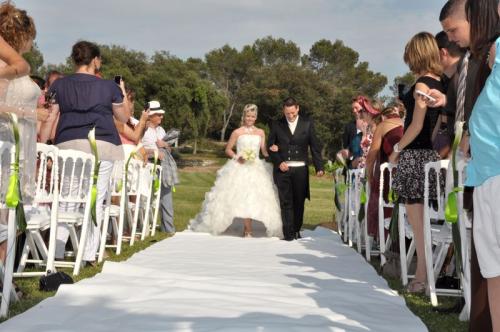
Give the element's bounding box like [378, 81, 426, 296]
[150, 164, 162, 237]
[334, 168, 346, 238]
[14, 143, 59, 277]
[0, 140, 18, 318]
[378, 162, 395, 266]
[53, 149, 95, 276]
[130, 163, 154, 245]
[456, 159, 471, 320]
[422, 160, 460, 306]
[347, 169, 364, 252]
[98, 161, 124, 262]
[119, 159, 142, 250]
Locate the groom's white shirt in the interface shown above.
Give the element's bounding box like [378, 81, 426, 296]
[286, 116, 306, 167]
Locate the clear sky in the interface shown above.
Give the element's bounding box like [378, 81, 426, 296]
[17, 0, 444, 95]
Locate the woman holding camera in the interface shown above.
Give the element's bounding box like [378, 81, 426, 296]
[41, 40, 131, 265]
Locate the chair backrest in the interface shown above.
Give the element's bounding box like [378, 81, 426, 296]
[378, 162, 396, 211]
[126, 159, 143, 196]
[347, 168, 364, 214]
[107, 160, 125, 198]
[57, 149, 95, 204]
[424, 160, 450, 220]
[33, 143, 59, 205]
[0, 140, 14, 208]
[138, 163, 154, 196]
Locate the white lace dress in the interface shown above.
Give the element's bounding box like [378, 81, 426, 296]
[189, 134, 283, 238]
[0, 74, 39, 204]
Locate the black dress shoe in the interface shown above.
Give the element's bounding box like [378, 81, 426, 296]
[282, 237, 295, 241]
[295, 232, 302, 239]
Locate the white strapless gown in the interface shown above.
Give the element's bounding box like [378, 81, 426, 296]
[189, 134, 283, 238]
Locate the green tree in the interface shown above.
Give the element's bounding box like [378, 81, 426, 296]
[389, 71, 416, 98]
[205, 44, 259, 141]
[252, 36, 301, 66]
[23, 42, 44, 77]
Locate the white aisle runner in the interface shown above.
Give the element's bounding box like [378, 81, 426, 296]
[1, 228, 427, 332]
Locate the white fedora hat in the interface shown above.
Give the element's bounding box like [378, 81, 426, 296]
[148, 100, 165, 115]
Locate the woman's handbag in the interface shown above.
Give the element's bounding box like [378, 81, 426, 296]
[39, 271, 73, 291]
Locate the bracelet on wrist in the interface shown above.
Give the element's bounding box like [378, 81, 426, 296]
[393, 142, 402, 153]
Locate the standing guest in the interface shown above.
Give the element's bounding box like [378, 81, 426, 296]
[358, 99, 382, 169]
[36, 70, 63, 141]
[0, 34, 30, 79]
[433, 31, 466, 158]
[0, 1, 39, 203]
[389, 32, 445, 293]
[40, 40, 131, 265]
[141, 100, 175, 234]
[0, 1, 38, 299]
[427, 1, 497, 327]
[365, 104, 404, 240]
[337, 96, 365, 169]
[463, 0, 500, 330]
[114, 87, 148, 159]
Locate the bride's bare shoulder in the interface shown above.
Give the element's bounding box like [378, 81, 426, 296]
[231, 127, 244, 137]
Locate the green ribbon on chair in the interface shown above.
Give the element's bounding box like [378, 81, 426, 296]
[5, 113, 26, 231]
[88, 128, 101, 226]
[333, 174, 347, 212]
[449, 121, 464, 274]
[358, 179, 367, 223]
[445, 187, 463, 224]
[152, 150, 160, 194]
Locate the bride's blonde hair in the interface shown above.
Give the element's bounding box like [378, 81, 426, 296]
[240, 104, 258, 125]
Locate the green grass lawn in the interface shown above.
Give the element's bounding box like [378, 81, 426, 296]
[4, 157, 467, 331]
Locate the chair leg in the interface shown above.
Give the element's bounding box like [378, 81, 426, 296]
[68, 225, 79, 255]
[399, 208, 408, 286]
[0, 210, 17, 317]
[150, 189, 161, 237]
[16, 236, 30, 273]
[130, 195, 142, 246]
[33, 231, 49, 261]
[140, 196, 152, 241]
[98, 214, 110, 263]
[424, 217, 438, 306]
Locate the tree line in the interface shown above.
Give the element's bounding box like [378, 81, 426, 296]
[25, 36, 391, 157]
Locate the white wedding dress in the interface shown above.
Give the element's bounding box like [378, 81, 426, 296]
[189, 134, 283, 238]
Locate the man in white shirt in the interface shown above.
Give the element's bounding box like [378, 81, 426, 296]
[141, 101, 175, 233]
[268, 97, 324, 241]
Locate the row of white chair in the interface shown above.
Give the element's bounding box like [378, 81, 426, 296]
[335, 159, 471, 318]
[0, 142, 162, 317]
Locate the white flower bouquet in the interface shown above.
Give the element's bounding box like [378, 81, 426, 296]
[241, 148, 256, 162]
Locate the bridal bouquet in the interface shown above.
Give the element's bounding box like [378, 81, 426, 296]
[241, 148, 256, 162]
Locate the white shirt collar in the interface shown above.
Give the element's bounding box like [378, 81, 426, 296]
[287, 115, 299, 126]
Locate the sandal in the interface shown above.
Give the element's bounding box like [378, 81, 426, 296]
[406, 280, 426, 294]
[243, 231, 253, 238]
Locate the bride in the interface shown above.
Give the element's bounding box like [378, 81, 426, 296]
[189, 104, 283, 238]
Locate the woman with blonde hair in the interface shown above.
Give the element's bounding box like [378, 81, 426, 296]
[389, 32, 445, 293]
[190, 104, 282, 238]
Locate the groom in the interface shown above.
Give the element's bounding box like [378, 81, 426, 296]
[268, 97, 324, 241]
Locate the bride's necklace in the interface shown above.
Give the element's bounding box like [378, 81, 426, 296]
[244, 125, 255, 133]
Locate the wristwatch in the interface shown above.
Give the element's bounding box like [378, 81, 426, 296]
[393, 142, 402, 153]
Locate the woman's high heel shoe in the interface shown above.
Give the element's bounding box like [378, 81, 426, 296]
[243, 231, 253, 238]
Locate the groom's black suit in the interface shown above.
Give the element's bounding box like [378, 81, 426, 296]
[268, 116, 323, 240]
